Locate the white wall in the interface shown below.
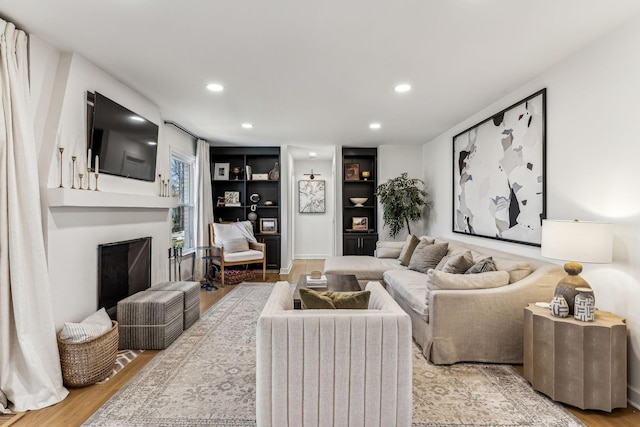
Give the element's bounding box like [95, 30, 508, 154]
[423, 15, 640, 407]
[292, 159, 334, 258]
[377, 145, 424, 242]
[30, 36, 194, 329]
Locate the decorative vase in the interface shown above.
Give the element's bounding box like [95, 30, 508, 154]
[268, 162, 280, 181]
[232, 167, 242, 180]
[248, 212, 258, 221]
[245, 165, 252, 180]
[573, 287, 595, 322]
[549, 295, 569, 318]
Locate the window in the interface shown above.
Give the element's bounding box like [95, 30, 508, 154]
[171, 153, 195, 252]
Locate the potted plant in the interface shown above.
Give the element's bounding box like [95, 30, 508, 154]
[375, 173, 428, 238]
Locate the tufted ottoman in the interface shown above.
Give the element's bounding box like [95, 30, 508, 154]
[117, 290, 183, 350]
[148, 281, 201, 329]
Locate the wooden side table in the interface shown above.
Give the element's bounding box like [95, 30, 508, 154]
[523, 304, 627, 411]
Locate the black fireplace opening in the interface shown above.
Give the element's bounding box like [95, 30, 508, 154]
[98, 236, 152, 319]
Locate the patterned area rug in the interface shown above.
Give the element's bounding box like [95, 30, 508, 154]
[83, 282, 584, 427]
[96, 349, 144, 384]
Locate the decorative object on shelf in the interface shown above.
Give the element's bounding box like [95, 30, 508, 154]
[453, 89, 546, 246]
[352, 217, 368, 231]
[345, 163, 360, 180]
[252, 173, 269, 181]
[87, 166, 92, 190]
[245, 165, 252, 180]
[259, 218, 278, 234]
[304, 169, 320, 180]
[78, 172, 84, 190]
[310, 270, 322, 280]
[213, 162, 230, 180]
[216, 196, 225, 207]
[232, 166, 242, 180]
[541, 219, 613, 314]
[248, 212, 258, 221]
[549, 295, 569, 318]
[94, 173, 100, 191]
[94, 155, 100, 191]
[349, 197, 368, 207]
[249, 193, 261, 203]
[361, 170, 371, 181]
[375, 172, 428, 237]
[264, 200, 275, 206]
[573, 287, 595, 322]
[299, 180, 326, 213]
[58, 147, 64, 188]
[250, 204, 257, 212]
[268, 162, 280, 180]
[71, 155, 77, 189]
[224, 191, 241, 206]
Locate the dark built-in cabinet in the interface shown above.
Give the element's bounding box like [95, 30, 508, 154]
[210, 146, 281, 269]
[342, 147, 378, 256]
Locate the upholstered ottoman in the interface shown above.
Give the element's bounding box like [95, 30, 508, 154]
[149, 281, 200, 329]
[117, 290, 183, 350]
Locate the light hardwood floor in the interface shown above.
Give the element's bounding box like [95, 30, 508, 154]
[8, 259, 639, 426]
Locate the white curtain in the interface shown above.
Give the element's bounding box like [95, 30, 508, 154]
[194, 139, 214, 280]
[0, 20, 68, 411]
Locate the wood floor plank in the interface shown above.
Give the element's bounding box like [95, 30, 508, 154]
[11, 259, 639, 427]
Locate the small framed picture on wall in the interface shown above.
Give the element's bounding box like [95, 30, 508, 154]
[259, 218, 278, 234]
[213, 163, 230, 180]
[352, 217, 368, 231]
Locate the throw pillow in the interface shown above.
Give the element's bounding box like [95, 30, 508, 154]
[426, 270, 511, 291]
[407, 242, 449, 274]
[398, 235, 421, 266]
[493, 259, 532, 283]
[397, 235, 414, 261]
[299, 288, 371, 309]
[223, 237, 250, 253]
[438, 250, 474, 274]
[375, 241, 404, 259]
[59, 308, 113, 343]
[465, 257, 498, 274]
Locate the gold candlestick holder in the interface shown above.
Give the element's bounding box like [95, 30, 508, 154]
[87, 167, 92, 190]
[94, 173, 100, 191]
[58, 147, 64, 188]
[71, 156, 77, 189]
[78, 173, 84, 190]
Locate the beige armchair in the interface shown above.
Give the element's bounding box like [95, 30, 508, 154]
[207, 221, 266, 287]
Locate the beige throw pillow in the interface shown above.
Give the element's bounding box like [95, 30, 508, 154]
[493, 259, 532, 283]
[408, 242, 449, 274]
[59, 307, 113, 343]
[398, 235, 421, 266]
[427, 269, 510, 291]
[437, 250, 474, 274]
[223, 237, 249, 253]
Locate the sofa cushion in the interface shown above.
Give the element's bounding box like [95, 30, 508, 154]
[465, 257, 497, 274]
[299, 288, 371, 309]
[436, 250, 474, 274]
[324, 256, 404, 282]
[493, 258, 532, 283]
[398, 235, 420, 266]
[375, 240, 405, 258]
[426, 269, 510, 291]
[408, 242, 449, 274]
[384, 269, 429, 323]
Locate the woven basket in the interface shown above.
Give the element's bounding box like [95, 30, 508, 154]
[214, 269, 256, 285]
[57, 320, 119, 387]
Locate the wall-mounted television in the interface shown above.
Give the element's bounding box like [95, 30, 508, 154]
[89, 92, 159, 182]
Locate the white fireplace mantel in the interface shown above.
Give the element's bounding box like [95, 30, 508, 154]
[47, 188, 178, 209]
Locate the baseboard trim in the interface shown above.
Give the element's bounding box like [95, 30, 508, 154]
[294, 254, 331, 259]
[628, 384, 640, 410]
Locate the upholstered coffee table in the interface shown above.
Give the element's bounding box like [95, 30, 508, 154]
[293, 273, 360, 309]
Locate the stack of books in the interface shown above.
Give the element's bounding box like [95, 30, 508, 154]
[306, 275, 328, 287]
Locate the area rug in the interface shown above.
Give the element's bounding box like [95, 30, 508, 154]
[83, 282, 584, 427]
[96, 349, 144, 384]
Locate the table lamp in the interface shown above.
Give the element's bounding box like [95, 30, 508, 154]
[540, 219, 612, 314]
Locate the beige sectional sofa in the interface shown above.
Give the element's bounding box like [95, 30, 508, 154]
[324, 236, 565, 364]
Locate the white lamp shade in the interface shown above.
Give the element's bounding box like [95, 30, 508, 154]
[541, 220, 613, 263]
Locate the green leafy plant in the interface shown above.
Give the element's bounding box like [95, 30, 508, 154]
[375, 173, 428, 238]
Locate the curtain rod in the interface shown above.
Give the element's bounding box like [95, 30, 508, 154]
[164, 120, 205, 141]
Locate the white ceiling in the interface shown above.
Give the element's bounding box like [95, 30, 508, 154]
[2, 0, 640, 149]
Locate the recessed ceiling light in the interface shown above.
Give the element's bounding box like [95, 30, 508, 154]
[394, 83, 411, 93]
[309, 152, 317, 158]
[241, 123, 254, 129]
[206, 83, 224, 92]
[130, 115, 145, 122]
[369, 123, 381, 130]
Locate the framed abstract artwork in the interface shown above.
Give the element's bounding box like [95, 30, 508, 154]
[452, 89, 546, 246]
[298, 180, 326, 213]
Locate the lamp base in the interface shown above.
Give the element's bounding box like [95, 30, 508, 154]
[554, 261, 594, 314]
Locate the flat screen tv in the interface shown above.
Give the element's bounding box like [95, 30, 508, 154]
[89, 92, 159, 182]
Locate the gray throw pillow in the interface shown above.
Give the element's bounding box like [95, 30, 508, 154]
[223, 237, 249, 253]
[398, 235, 421, 266]
[408, 242, 449, 274]
[439, 250, 474, 274]
[465, 257, 497, 274]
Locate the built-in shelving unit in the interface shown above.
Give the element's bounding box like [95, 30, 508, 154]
[210, 146, 281, 269]
[47, 188, 177, 209]
[342, 147, 377, 256]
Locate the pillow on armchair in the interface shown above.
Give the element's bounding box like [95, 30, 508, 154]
[212, 221, 257, 246]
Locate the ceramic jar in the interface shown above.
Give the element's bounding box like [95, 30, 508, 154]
[573, 287, 595, 322]
[549, 295, 570, 318]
